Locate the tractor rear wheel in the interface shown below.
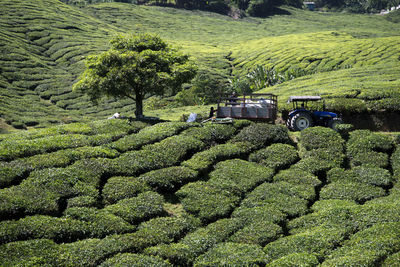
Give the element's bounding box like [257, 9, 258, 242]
[289, 112, 314, 131]
[328, 117, 343, 130]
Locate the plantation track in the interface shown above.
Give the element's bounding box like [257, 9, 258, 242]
[1, 120, 400, 265]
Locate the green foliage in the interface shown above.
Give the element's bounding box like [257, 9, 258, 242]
[104, 191, 165, 224]
[181, 123, 237, 145]
[102, 176, 151, 205]
[322, 222, 400, 266]
[181, 142, 251, 173]
[229, 221, 283, 246]
[110, 122, 190, 152]
[194, 242, 268, 266]
[139, 167, 198, 192]
[320, 181, 386, 203]
[300, 126, 344, 151]
[100, 253, 172, 267]
[273, 169, 321, 187]
[231, 124, 291, 150]
[73, 33, 197, 117]
[249, 143, 299, 171]
[327, 166, 392, 187]
[264, 227, 348, 262]
[268, 253, 319, 267]
[144, 218, 242, 266]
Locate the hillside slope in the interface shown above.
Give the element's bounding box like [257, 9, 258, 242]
[1, 0, 399, 129]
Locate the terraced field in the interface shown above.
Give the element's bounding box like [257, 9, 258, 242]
[1, 0, 399, 129]
[1, 119, 400, 265]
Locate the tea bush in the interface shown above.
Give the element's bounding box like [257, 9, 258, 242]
[144, 218, 242, 266]
[231, 124, 291, 150]
[194, 242, 268, 266]
[347, 130, 394, 157]
[240, 182, 310, 217]
[100, 253, 172, 267]
[110, 122, 190, 152]
[176, 181, 241, 222]
[181, 142, 251, 173]
[273, 169, 321, 188]
[391, 146, 400, 179]
[228, 221, 282, 246]
[208, 159, 274, 195]
[64, 207, 135, 237]
[181, 123, 237, 144]
[231, 206, 286, 225]
[264, 227, 349, 262]
[268, 252, 319, 267]
[335, 123, 354, 140]
[0, 161, 28, 188]
[249, 143, 299, 171]
[67, 196, 98, 208]
[104, 191, 164, 225]
[0, 215, 90, 244]
[350, 151, 389, 168]
[382, 251, 400, 266]
[102, 176, 151, 205]
[320, 181, 385, 203]
[327, 166, 392, 187]
[322, 222, 400, 266]
[112, 135, 205, 176]
[0, 239, 62, 266]
[138, 166, 198, 192]
[300, 127, 345, 151]
[311, 199, 358, 212]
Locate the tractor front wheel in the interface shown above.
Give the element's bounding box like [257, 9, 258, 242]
[289, 112, 314, 131]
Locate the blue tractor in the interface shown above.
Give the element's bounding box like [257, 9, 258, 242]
[286, 96, 342, 131]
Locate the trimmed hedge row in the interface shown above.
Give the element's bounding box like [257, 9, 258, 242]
[181, 123, 237, 145]
[64, 207, 136, 237]
[111, 135, 205, 176]
[0, 158, 109, 218]
[231, 124, 291, 150]
[289, 202, 400, 234]
[327, 166, 392, 187]
[1, 119, 147, 141]
[273, 169, 321, 188]
[102, 176, 151, 205]
[268, 252, 319, 267]
[228, 221, 283, 246]
[177, 159, 274, 222]
[382, 251, 400, 266]
[57, 215, 199, 266]
[144, 218, 243, 266]
[1, 146, 119, 188]
[239, 182, 310, 217]
[299, 127, 344, 151]
[104, 191, 165, 225]
[264, 227, 349, 263]
[100, 253, 172, 267]
[346, 130, 394, 168]
[249, 143, 299, 171]
[392, 146, 400, 180]
[320, 181, 386, 203]
[321, 222, 400, 266]
[138, 166, 198, 193]
[181, 142, 251, 173]
[110, 122, 191, 152]
[194, 242, 267, 266]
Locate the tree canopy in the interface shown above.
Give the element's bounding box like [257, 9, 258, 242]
[73, 33, 197, 117]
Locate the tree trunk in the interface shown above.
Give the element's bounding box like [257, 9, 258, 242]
[135, 92, 144, 118]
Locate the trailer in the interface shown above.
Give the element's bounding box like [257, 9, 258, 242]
[209, 93, 278, 122]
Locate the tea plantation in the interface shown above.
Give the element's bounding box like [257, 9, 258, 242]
[1, 0, 400, 129]
[1, 119, 400, 266]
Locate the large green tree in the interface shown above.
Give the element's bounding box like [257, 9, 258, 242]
[73, 33, 197, 117]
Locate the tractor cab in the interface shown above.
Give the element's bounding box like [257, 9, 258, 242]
[286, 96, 342, 131]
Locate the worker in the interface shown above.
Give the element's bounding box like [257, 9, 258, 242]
[228, 92, 238, 105]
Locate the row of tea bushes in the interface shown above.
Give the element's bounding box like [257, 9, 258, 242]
[0, 158, 109, 219]
[0, 215, 199, 266]
[0, 119, 147, 141]
[249, 143, 299, 172]
[0, 146, 119, 188]
[145, 218, 243, 266]
[109, 122, 191, 152]
[0, 120, 149, 161]
[176, 159, 274, 222]
[346, 130, 394, 168]
[321, 222, 400, 266]
[0, 210, 135, 244]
